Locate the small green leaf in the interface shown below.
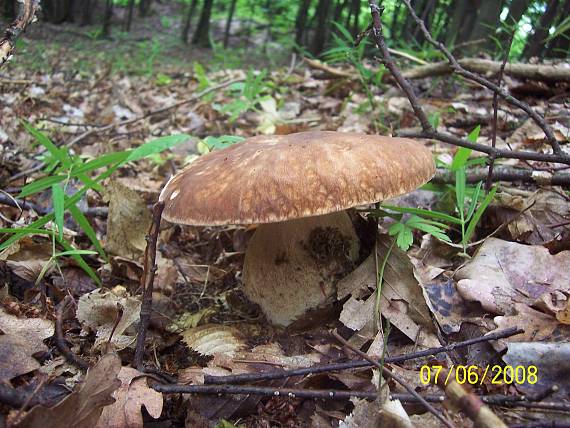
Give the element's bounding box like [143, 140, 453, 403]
[68, 203, 106, 259]
[73, 151, 130, 175]
[451, 125, 480, 171]
[22, 121, 71, 168]
[19, 175, 67, 198]
[463, 185, 497, 245]
[381, 205, 462, 225]
[52, 183, 65, 241]
[465, 181, 483, 222]
[127, 134, 190, 162]
[455, 168, 466, 216]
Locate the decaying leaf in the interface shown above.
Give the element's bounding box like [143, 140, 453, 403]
[0, 237, 53, 284]
[337, 235, 438, 349]
[77, 288, 141, 352]
[0, 309, 54, 382]
[17, 353, 122, 428]
[503, 342, 570, 397]
[457, 238, 570, 315]
[95, 367, 163, 428]
[182, 324, 246, 357]
[104, 179, 152, 259]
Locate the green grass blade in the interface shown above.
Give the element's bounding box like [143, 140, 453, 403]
[463, 185, 497, 245]
[465, 181, 483, 222]
[68, 203, 107, 260]
[126, 134, 190, 162]
[19, 175, 67, 198]
[57, 239, 101, 285]
[381, 204, 462, 225]
[52, 183, 65, 241]
[22, 121, 71, 168]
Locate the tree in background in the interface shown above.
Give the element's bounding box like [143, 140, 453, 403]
[524, 0, 560, 58]
[192, 0, 214, 48]
[182, 0, 200, 43]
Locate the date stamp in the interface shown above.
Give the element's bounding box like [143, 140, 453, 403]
[419, 365, 538, 386]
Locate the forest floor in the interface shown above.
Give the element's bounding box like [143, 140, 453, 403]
[1, 14, 570, 428]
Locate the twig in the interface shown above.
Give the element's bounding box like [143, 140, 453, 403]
[0, 0, 40, 67]
[55, 296, 89, 371]
[332, 329, 455, 428]
[400, 0, 563, 157]
[66, 78, 244, 148]
[133, 201, 165, 369]
[434, 368, 507, 428]
[204, 327, 523, 385]
[152, 384, 376, 400]
[433, 167, 570, 186]
[486, 31, 515, 192]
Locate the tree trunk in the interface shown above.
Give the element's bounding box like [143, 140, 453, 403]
[504, 0, 530, 26]
[182, 0, 199, 44]
[523, 0, 560, 59]
[125, 0, 136, 31]
[80, 0, 94, 26]
[192, 0, 214, 48]
[333, 0, 348, 24]
[435, 0, 455, 42]
[42, 0, 72, 24]
[469, 0, 504, 51]
[311, 0, 332, 55]
[412, 0, 436, 43]
[446, 0, 480, 46]
[389, 0, 402, 38]
[4, 0, 16, 20]
[295, 0, 312, 48]
[101, 0, 113, 38]
[350, 0, 360, 36]
[400, 0, 418, 41]
[223, 0, 238, 48]
[139, 0, 152, 17]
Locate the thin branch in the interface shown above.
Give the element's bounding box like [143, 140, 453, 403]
[486, 31, 515, 191]
[400, 0, 563, 157]
[55, 296, 89, 371]
[332, 330, 455, 428]
[134, 201, 165, 369]
[433, 166, 570, 186]
[204, 327, 523, 385]
[0, 0, 40, 67]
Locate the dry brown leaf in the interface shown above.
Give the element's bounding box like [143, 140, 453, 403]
[0, 309, 54, 382]
[457, 238, 570, 315]
[104, 179, 152, 259]
[338, 235, 438, 348]
[17, 353, 121, 428]
[77, 289, 141, 352]
[181, 324, 246, 357]
[95, 367, 163, 428]
[0, 237, 53, 283]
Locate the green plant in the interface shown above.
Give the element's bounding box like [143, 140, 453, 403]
[213, 69, 271, 122]
[370, 126, 497, 254]
[0, 122, 190, 283]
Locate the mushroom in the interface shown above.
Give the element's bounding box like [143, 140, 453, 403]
[159, 131, 435, 326]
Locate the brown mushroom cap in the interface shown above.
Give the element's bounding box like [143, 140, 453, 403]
[159, 131, 435, 226]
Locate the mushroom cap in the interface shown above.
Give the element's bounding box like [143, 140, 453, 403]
[159, 131, 435, 226]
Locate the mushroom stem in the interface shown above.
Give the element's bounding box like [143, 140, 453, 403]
[243, 211, 360, 326]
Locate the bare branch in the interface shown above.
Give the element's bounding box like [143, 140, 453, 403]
[0, 0, 41, 67]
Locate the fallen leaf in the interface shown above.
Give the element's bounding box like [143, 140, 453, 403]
[104, 179, 152, 259]
[95, 367, 163, 428]
[457, 238, 570, 315]
[338, 235, 438, 348]
[0, 309, 54, 382]
[182, 324, 246, 357]
[17, 353, 121, 428]
[77, 289, 141, 352]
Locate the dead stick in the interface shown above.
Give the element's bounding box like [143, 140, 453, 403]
[332, 329, 455, 428]
[436, 368, 507, 428]
[0, 0, 40, 67]
[55, 296, 89, 371]
[204, 327, 523, 385]
[486, 31, 515, 192]
[133, 201, 165, 369]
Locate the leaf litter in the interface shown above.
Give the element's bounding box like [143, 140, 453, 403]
[1, 31, 570, 427]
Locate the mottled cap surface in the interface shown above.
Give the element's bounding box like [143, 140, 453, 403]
[159, 131, 435, 225]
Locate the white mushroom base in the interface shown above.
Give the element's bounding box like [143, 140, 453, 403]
[243, 211, 360, 326]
